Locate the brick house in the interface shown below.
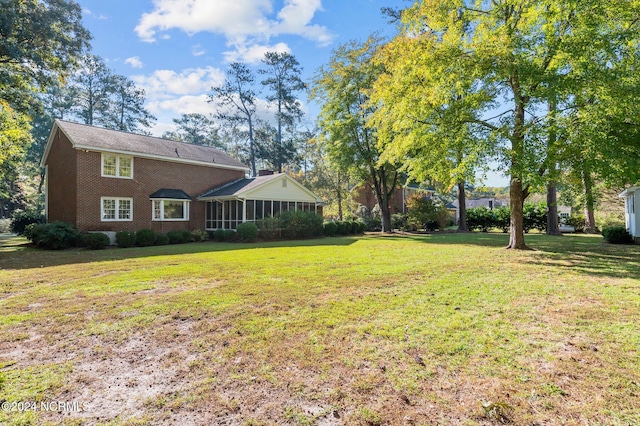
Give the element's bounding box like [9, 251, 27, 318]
[41, 120, 323, 237]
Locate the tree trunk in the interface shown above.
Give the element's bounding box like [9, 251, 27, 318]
[582, 165, 597, 233]
[546, 183, 562, 235]
[248, 119, 256, 177]
[380, 192, 392, 233]
[457, 181, 468, 232]
[507, 179, 529, 249]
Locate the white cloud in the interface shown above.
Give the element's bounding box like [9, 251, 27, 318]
[125, 56, 144, 69]
[135, 0, 334, 56]
[132, 67, 225, 99]
[192, 44, 206, 57]
[223, 42, 290, 64]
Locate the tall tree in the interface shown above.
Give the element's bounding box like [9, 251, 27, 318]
[0, 0, 91, 113]
[105, 75, 155, 133]
[260, 52, 306, 173]
[311, 36, 399, 232]
[385, 0, 640, 249]
[371, 32, 492, 233]
[162, 113, 222, 148]
[71, 54, 113, 126]
[209, 62, 258, 176]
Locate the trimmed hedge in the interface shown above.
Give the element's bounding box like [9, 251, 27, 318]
[279, 210, 323, 239]
[191, 229, 208, 242]
[323, 221, 337, 237]
[83, 232, 110, 250]
[237, 222, 259, 241]
[155, 233, 170, 245]
[223, 229, 236, 241]
[167, 229, 191, 244]
[24, 221, 82, 250]
[136, 228, 157, 247]
[602, 226, 633, 244]
[116, 231, 136, 248]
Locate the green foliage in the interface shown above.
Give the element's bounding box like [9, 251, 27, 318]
[524, 203, 547, 233]
[190, 229, 208, 242]
[466, 207, 496, 232]
[236, 222, 259, 241]
[10, 210, 44, 235]
[356, 221, 367, 234]
[115, 231, 136, 248]
[323, 221, 338, 236]
[135, 229, 157, 247]
[167, 230, 190, 244]
[363, 216, 382, 232]
[566, 215, 586, 233]
[278, 210, 323, 239]
[494, 206, 511, 233]
[155, 233, 169, 246]
[24, 221, 82, 250]
[406, 195, 449, 231]
[213, 229, 226, 242]
[335, 221, 348, 235]
[82, 232, 110, 250]
[223, 229, 236, 241]
[602, 226, 634, 244]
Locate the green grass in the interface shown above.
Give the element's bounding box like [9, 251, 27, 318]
[0, 233, 639, 425]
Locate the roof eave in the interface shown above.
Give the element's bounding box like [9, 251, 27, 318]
[74, 144, 250, 172]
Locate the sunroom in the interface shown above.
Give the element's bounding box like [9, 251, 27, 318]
[198, 173, 324, 230]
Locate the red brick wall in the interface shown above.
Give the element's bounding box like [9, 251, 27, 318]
[45, 130, 78, 226]
[46, 130, 245, 232]
[352, 184, 405, 214]
[75, 151, 245, 232]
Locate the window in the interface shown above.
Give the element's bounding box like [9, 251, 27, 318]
[101, 197, 133, 221]
[102, 153, 133, 178]
[629, 195, 635, 214]
[152, 199, 190, 221]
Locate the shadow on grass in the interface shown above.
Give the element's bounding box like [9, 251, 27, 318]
[367, 231, 640, 280]
[0, 235, 358, 271]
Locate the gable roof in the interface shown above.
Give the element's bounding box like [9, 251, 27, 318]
[620, 186, 639, 197]
[41, 119, 249, 171]
[198, 173, 323, 203]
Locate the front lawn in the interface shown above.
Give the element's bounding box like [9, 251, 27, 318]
[0, 233, 638, 425]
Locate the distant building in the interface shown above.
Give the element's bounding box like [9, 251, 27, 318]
[620, 186, 639, 240]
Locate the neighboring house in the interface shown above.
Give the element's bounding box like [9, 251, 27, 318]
[450, 197, 506, 223]
[41, 120, 323, 236]
[352, 182, 436, 215]
[620, 186, 639, 240]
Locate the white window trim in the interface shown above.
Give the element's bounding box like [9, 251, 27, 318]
[101, 153, 134, 179]
[152, 199, 190, 222]
[101, 197, 133, 222]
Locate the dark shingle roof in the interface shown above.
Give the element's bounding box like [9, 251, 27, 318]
[199, 174, 281, 198]
[149, 189, 192, 200]
[54, 119, 248, 170]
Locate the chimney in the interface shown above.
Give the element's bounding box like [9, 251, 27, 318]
[258, 170, 274, 176]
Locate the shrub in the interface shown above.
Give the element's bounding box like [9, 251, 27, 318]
[336, 221, 348, 235]
[566, 214, 586, 233]
[213, 229, 226, 242]
[0, 219, 10, 233]
[363, 216, 381, 232]
[602, 226, 633, 244]
[524, 203, 547, 233]
[136, 228, 157, 247]
[279, 210, 323, 238]
[493, 206, 510, 233]
[406, 195, 449, 230]
[10, 210, 45, 235]
[115, 231, 136, 248]
[323, 221, 338, 237]
[237, 222, 259, 241]
[191, 229, 208, 242]
[83, 232, 110, 250]
[155, 233, 169, 245]
[223, 229, 236, 241]
[24, 221, 82, 250]
[466, 207, 495, 232]
[167, 229, 190, 244]
[356, 221, 367, 233]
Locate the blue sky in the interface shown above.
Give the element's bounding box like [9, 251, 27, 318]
[75, 0, 509, 186]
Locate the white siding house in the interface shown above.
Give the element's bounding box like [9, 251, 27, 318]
[620, 186, 639, 239]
